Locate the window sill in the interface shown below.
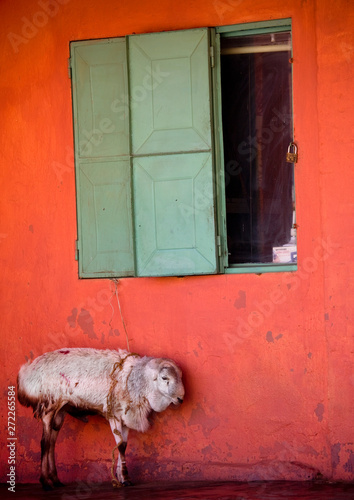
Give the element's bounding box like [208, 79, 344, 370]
[225, 263, 297, 274]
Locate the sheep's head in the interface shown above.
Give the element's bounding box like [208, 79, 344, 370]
[147, 359, 185, 413]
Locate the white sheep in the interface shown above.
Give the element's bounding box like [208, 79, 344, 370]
[17, 347, 185, 490]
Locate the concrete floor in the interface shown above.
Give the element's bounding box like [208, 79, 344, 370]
[1, 481, 354, 500]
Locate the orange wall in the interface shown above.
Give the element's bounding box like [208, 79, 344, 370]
[1, 0, 353, 485]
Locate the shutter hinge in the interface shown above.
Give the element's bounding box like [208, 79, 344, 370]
[68, 58, 72, 79]
[75, 240, 79, 261]
[210, 45, 215, 68]
[216, 235, 221, 257]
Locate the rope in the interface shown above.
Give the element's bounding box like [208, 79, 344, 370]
[110, 279, 130, 351]
[106, 353, 139, 419]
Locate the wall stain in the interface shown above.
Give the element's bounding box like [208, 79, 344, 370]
[143, 440, 159, 459]
[266, 331, 274, 343]
[201, 444, 213, 455]
[259, 441, 319, 460]
[67, 308, 78, 328]
[344, 451, 354, 473]
[188, 403, 220, 438]
[314, 403, 325, 422]
[331, 443, 341, 469]
[56, 421, 81, 443]
[108, 328, 120, 337]
[25, 351, 34, 362]
[234, 290, 246, 309]
[266, 331, 283, 343]
[77, 308, 97, 339]
[16, 416, 40, 449]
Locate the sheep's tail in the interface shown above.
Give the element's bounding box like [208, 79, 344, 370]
[17, 362, 30, 405]
[17, 361, 41, 416]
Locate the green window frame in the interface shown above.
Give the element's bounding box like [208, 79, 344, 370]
[216, 18, 297, 274]
[70, 19, 296, 278]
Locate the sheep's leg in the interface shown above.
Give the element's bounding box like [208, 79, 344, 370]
[40, 411, 55, 490]
[47, 408, 66, 487]
[109, 419, 132, 487]
[118, 425, 132, 486]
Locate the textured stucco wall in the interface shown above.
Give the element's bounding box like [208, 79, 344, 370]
[1, 0, 353, 486]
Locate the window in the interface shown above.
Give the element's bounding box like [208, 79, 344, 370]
[218, 25, 296, 272]
[70, 19, 296, 278]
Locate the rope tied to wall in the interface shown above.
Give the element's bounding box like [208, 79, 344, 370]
[109, 278, 130, 351]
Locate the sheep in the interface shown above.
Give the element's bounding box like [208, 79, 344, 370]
[17, 347, 185, 490]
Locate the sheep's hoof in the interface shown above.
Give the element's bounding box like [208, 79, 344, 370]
[122, 480, 134, 487]
[40, 481, 53, 491]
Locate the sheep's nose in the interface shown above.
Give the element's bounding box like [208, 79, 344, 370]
[177, 397, 184, 404]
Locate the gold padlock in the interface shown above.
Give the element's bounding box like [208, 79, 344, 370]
[286, 142, 298, 163]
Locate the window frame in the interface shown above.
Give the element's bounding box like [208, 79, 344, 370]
[70, 18, 297, 278]
[214, 18, 297, 275]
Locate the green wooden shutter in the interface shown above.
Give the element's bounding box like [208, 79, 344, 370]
[71, 39, 135, 277]
[128, 29, 218, 276]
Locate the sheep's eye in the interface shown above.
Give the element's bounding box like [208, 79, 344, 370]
[162, 376, 169, 383]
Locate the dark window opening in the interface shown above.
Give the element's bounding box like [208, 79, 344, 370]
[220, 32, 296, 265]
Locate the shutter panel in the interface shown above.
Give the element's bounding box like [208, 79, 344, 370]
[128, 30, 212, 155]
[71, 39, 135, 277]
[128, 29, 218, 276]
